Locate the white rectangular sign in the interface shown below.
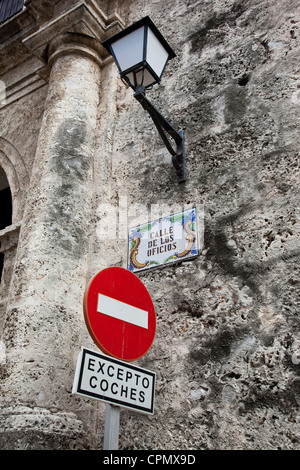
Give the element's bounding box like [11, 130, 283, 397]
[97, 294, 148, 329]
[128, 207, 200, 273]
[72, 348, 155, 414]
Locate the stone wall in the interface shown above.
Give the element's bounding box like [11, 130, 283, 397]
[0, 0, 299, 450]
[94, 0, 300, 450]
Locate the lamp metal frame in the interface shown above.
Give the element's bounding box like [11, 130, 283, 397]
[102, 17, 185, 183]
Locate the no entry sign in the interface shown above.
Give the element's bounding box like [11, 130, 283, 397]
[83, 267, 156, 361]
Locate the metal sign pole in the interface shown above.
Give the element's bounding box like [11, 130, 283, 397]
[103, 404, 120, 450]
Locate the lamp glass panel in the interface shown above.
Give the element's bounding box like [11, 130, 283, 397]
[125, 68, 157, 88]
[146, 28, 169, 78]
[110, 26, 145, 73]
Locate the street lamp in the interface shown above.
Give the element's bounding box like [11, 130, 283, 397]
[102, 16, 185, 183]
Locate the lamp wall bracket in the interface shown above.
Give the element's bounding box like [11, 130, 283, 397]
[134, 89, 185, 183]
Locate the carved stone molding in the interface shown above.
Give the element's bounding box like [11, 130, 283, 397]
[0, 221, 21, 321]
[0, 222, 21, 255]
[0, 138, 29, 222]
[23, 1, 125, 68]
[0, 1, 124, 109]
[47, 32, 104, 68]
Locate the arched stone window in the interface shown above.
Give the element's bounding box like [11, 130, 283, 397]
[0, 167, 12, 282]
[0, 138, 27, 317]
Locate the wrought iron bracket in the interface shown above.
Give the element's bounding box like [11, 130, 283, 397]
[134, 89, 185, 183]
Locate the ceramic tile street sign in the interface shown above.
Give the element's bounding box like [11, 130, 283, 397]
[128, 207, 199, 273]
[73, 347, 155, 414]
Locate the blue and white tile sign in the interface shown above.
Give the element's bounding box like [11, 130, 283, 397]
[128, 207, 199, 273]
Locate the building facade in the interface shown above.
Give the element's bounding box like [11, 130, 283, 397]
[0, 0, 299, 450]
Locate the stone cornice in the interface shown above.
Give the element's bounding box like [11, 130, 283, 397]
[23, 1, 125, 67]
[0, 0, 59, 47]
[0, 1, 125, 109]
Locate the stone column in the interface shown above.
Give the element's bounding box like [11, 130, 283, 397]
[0, 34, 102, 450]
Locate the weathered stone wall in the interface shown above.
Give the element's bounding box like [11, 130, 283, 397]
[0, 0, 125, 450]
[93, 0, 300, 449]
[0, 0, 299, 450]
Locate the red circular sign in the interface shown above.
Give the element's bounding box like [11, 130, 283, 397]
[83, 267, 156, 361]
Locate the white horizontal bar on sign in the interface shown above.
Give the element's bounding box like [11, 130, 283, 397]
[97, 293, 148, 329]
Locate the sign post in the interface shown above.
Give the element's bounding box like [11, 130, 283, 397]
[103, 404, 120, 450]
[73, 347, 156, 449]
[76, 267, 156, 449]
